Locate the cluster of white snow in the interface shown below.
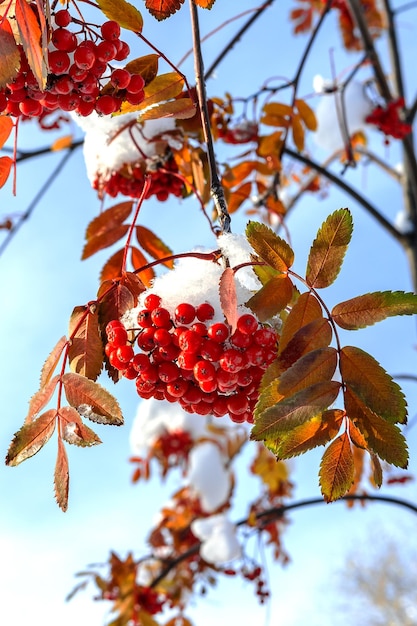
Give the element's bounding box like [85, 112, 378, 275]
[130, 399, 242, 564]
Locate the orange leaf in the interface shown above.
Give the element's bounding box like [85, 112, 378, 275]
[295, 98, 317, 131]
[291, 113, 305, 151]
[319, 432, 355, 502]
[136, 225, 174, 267]
[332, 291, 417, 330]
[54, 436, 69, 511]
[279, 292, 323, 354]
[96, 0, 143, 32]
[0, 20, 21, 87]
[51, 135, 73, 151]
[0, 116, 13, 147]
[263, 102, 293, 117]
[62, 372, 124, 425]
[246, 221, 294, 271]
[219, 267, 238, 332]
[144, 0, 185, 20]
[278, 347, 338, 398]
[6, 409, 57, 466]
[131, 247, 155, 286]
[0, 156, 13, 189]
[227, 182, 252, 214]
[100, 248, 125, 282]
[85, 201, 133, 240]
[138, 97, 196, 120]
[40, 336, 67, 388]
[122, 72, 184, 113]
[25, 375, 59, 424]
[277, 317, 333, 374]
[222, 160, 257, 189]
[247, 275, 294, 322]
[15, 0, 48, 89]
[193, 0, 216, 7]
[68, 305, 104, 381]
[82, 224, 129, 260]
[125, 54, 159, 85]
[59, 405, 102, 447]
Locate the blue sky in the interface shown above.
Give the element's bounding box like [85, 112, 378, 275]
[1, 1, 417, 624]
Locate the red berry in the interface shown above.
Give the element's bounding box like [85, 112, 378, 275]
[125, 90, 144, 105]
[58, 92, 80, 111]
[153, 327, 172, 347]
[177, 351, 199, 370]
[51, 28, 77, 52]
[193, 360, 216, 382]
[53, 75, 74, 95]
[178, 329, 202, 353]
[190, 322, 207, 336]
[158, 361, 180, 383]
[127, 74, 145, 94]
[174, 302, 196, 325]
[101, 20, 121, 41]
[144, 294, 162, 310]
[96, 94, 119, 115]
[74, 44, 96, 70]
[151, 307, 171, 329]
[227, 394, 249, 415]
[200, 338, 222, 361]
[230, 329, 252, 349]
[114, 40, 130, 61]
[110, 68, 131, 89]
[132, 353, 151, 373]
[166, 379, 189, 398]
[237, 313, 258, 335]
[140, 365, 158, 384]
[96, 40, 117, 62]
[18, 98, 42, 116]
[77, 99, 96, 116]
[48, 50, 71, 74]
[196, 302, 215, 322]
[116, 344, 134, 363]
[137, 327, 156, 351]
[207, 322, 229, 343]
[254, 327, 276, 348]
[54, 9, 71, 27]
[109, 350, 127, 370]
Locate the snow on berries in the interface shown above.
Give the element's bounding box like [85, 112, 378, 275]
[0, 8, 145, 119]
[105, 234, 280, 424]
[76, 113, 185, 200]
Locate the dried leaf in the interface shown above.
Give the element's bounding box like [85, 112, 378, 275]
[246, 221, 294, 271]
[59, 406, 102, 447]
[125, 54, 159, 85]
[144, 0, 185, 20]
[291, 113, 305, 151]
[40, 336, 67, 388]
[139, 97, 196, 120]
[332, 291, 417, 330]
[278, 292, 323, 354]
[136, 225, 173, 267]
[340, 346, 407, 424]
[252, 380, 341, 440]
[54, 436, 69, 511]
[15, 0, 48, 90]
[306, 209, 353, 288]
[68, 305, 104, 381]
[62, 372, 124, 425]
[100, 248, 125, 282]
[6, 409, 57, 466]
[295, 98, 317, 131]
[96, 0, 143, 32]
[227, 182, 252, 214]
[0, 156, 13, 189]
[370, 453, 383, 488]
[0, 116, 13, 148]
[0, 20, 20, 87]
[131, 246, 155, 286]
[25, 375, 59, 424]
[193, 0, 216, 7]
[219, 267, 238, 332]
[246, 275, 294, 322]
[319, 432, 355, 502]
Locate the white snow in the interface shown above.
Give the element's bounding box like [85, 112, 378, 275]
[191, 514, 242, 564]
[187, 441, 232, 513]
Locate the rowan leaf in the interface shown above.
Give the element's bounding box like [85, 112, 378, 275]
[6, 409, 57, 466]
[270, 408, 344, 459]
[262, 102, 293, 117]
[278, 347, 338, 396]
[144, 0, 185, 20]
[370, 453, 383, 488]
[0, 20, 20, 87]
[97, 282, 135, 375]
[340, 346, 407, 424]
[0, 116, 13, 148]
[295, 98, 317, 131]
[251, 257, 280, 286]
[344, 387, 408, 467]
[246, 221, 294, 271]
[139, 97, 196, 120]
[0, 156, 13, 189]
[319, 432, 355, 502]
[51, 135, 73, 151]
[125, 54, 159, 85]
[100, 248, 125, 282]
[277, 317, 333, 374]
[252, 380, 341, 440]
[332, 291, 417, 330]
[227, 182, 252, 214]
[193, 0, 216, 7]
[279, 292, 323, 354]
[136, 225, 174, 268]
[131, 247, 155, 286]
[291, 113, 305, 151]
[120, 271, 145, 305]
[306, 209, 353, 288]
[62, 372, 124, 425]
[96, 0, 143, 32]
[59, 406, 102, 447]
[25, 375, 59, 424]
[68, 305, 104, 381]
[123, 72, 184, 113]
[219, 267, 238, 332]
[222, 161, 257, 189]
[40, 336, 67, 388]
[246, 275, 294, 322]
[15, 0, 48, 90]
[54, 436, 69, 512]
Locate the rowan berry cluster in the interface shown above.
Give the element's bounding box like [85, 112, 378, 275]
[96, 154, 185, 200]
[105, 295, 277, 424]
[366, 97, 412, 140]
[0, 10, 145, 118]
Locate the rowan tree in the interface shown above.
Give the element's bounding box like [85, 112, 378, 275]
[2, 0, 417, 624]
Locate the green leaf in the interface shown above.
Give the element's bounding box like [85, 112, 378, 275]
[345, 388, 408, 468]
[62, 373, 124, 426]
[252, 380, 341, 440]
[246, 275, 294, 322]
[246, 221, 294, 271]
[6, 409, 56, 466]
[319, 432, 355, 502]
[306, 209, 353, 288]
[96, 0, 143, 32]
[340, 346, 407, 424]
[332, 291, 417, 330]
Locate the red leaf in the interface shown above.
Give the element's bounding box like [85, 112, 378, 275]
[193, 0, 216, 7]
[219, 267, 238, 332]
[100, 248, 125, 282]
[62, 372, 124, 425]
[6, 409, 57, 466]
[0, 156, 13, 189]
[25, 375, 59, 424]
[136, 225, 174, 267]
[54, 436, 69, 511]
[68, 305, 104, 381]
[40, 336, 67, 388]
[0, 116, 13, 148]
[144, 0, 185, 20]
[131, 247, 155, 286]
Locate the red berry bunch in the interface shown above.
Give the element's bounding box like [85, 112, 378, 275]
[218, 120, 259, 144]
[0, 10, 145, 118]
[97, 153, 184, 200]
[365, 97, 412, 140]
[105, 296, 278, 424]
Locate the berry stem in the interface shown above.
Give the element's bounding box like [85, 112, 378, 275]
[133, 249, 222, 277]
[122, 174, 151, 273]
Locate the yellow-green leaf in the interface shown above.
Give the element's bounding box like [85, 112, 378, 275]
[319, 432, 355, 502]
[96, 0, 143, 32]
[246, 221, 294, 271]
[340, 346, 407, 424]
[332, 291, 417, 330]
[306, 209, 353, 288]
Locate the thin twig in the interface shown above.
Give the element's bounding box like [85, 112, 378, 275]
[189, 0, 231, 234]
